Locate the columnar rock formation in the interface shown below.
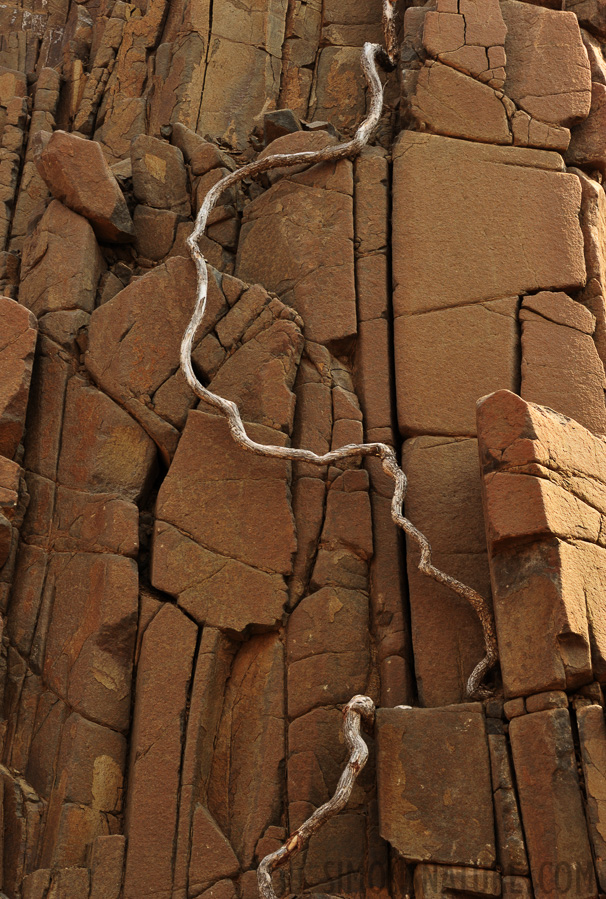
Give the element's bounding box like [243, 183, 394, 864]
[1, 1, 606, 898]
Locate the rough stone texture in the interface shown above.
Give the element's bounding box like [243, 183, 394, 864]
[123, 604, 197, 899]
[402, 436, 491, 707]
[377, 705, 496, 868]
[392, 131, 586, 318]
[502, 1, 592, 126]
[0, 295, 37, 459]
[131, 134, 190, 215]
[20, 201, 105, 318]
[510, 709, 597, 899]
[155, 410, 296, 575]
[34, 130, 134, 242]
[478, 390, 606, 696]
[577, 703, 606, 891]
[520, 292, 606, 435]
[414, 865, 501, 898]
[396, 296, 519, 437]
[567, 82, 606, 175]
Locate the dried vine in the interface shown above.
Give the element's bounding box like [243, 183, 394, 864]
[256, 695, 376, 899]
[181, 41, 497, 700]
[180, 7, 499, 898]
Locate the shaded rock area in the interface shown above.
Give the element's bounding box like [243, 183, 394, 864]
[1, 2, 606, 899]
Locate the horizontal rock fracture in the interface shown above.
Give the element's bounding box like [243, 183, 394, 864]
[180, 24, 498, 899]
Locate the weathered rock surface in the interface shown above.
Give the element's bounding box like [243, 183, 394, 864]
[510, 709, 597, 899]
[34, 130, 134, 243]
[577, 703, 606, 891]
[0, 295, 37, 459]
[377, 705, 496, 867]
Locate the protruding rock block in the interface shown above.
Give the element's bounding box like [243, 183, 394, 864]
[477, 390, 606, 697]
[130, 134, 190, 215]
[577, 704, 606, 892]
[0, 295, 37, 459]
[510, 709, 597, 899]
[376, 705, 496, 868]
[33, 130, 134, 243]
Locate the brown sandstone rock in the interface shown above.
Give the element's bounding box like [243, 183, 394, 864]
[86, 256, 227, 457]
[207, 634, 285, 869]
[57, 378, 157, 502]
[309, 46, 367, 134]
[0, 295, 37, 459]
[132, 205, 178, 260]
[395, 297, 519, 437]
[52, 487, 139, 557]
[237, 169, 356, 345]
[189, 805, 240, 894]
[414, 865, 501, 898]
[411, 61, 512, 144]
[151, 521, 287, 633]
[510, 709, 597, 899]
[43, 552, 138, 731]
[567, 82, 606, 175]
[568, 0, 606, 37]
[155, 411, 296, 575]
[392, 131, 585, 319]
[402, 436, 490, 707]
[131, 134, 190, 215]
[502, 1, 592, 126]
[577, 704, 606, 891]
[123, 604, 197, 899]
[90, 834, 125, 899]
[376, 705, 496, 868]
[20, 201, 105, 318]
[521, 293, 606, 436]
[34, 130, 134, 243]
[287, 585, 370, 717]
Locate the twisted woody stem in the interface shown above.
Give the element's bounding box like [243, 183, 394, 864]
[180, 14, 498, 899]
[257, 696, 376, 899]
[181, 40, 497, 700]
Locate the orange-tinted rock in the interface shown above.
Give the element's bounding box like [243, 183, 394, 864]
[392, 131, 585, 318]
[423, 0, 507, 87]
[34, 130, 134, 243]
[206, 634, 285, 869]
[511, 110, 571, 151]
[567, 82, 606, 175]
[86, 257, 229, 458]
[309, 46, 367, 134]
[477, 391, 606, 696]
[123, 604, 197, 899]
[237, 166, 356, 346]
[90, 834, 125, 899]
[414, 865, 501, 898]
[209, 315, 304, 434]
[20, 201, 105, 317]
[521, 293, 606, 435]
[130, 134, 190, 215]
[577, 704, 606, 891]
[151, 521, 287, 633]
[402, 436, 490, 707]
[488, 734, 528, 876]
[510, 709, 597, 899]
[57, 377, 157, 502]
[502, 1, 592, 126]
[52, 486, 139, 557]
[133, 205, 178, 260]
[377, 705, 496, 867]
[23, 336, 71, 482]
[53, 712, 126, 812]
[287, 585, 370, 717]
[395, 297, 519, 437]
[568, 0, 606, 37]
[43, 552, 138, 731]
[156, 410, 296, 575]
[189, 804, 240, 894]
[0, 295, 37, 459]
[411, 62, 511, 144]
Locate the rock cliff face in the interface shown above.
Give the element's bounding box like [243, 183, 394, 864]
[2, 0, 606, 897]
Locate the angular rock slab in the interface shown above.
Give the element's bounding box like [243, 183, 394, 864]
[155, 410, 296, 576]
[392, 131, 585, 318]
[510, 709, 597, 899]
[415, 864, 501, 898]
[33, 130, 134, 243]
[376, 705, 496, 868]
[477, 390, 606, 697]
[577, 704, 606, 892]
[0, 295, 37, 459]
